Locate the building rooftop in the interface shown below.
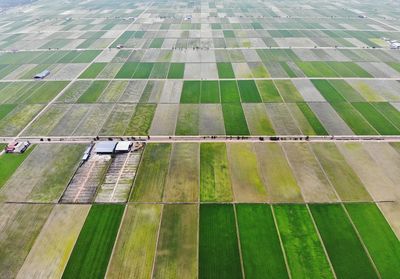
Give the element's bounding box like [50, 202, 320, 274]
[94, 141, 117, 153]
[115, 141, 132, 152]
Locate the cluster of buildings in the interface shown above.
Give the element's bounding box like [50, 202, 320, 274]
[81, 141, 144, 162]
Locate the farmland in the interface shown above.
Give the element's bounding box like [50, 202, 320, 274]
[1, 0, 400, 277]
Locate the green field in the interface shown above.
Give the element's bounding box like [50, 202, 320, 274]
[311, 143, 371, 201]
[76, 81, 108, 103]
[217, 63, 235, 78]
[62, 204, 124, 279]
[149, 38, 164, 48]
[133, 63, 154, 79]
[222, 103, 249, 135]
[352, 102, 400, 135]
[131, 143, 171, 202]
[0, 104, 17, 120]
[181, 81, 201, 103]
[201, 81, 220, 103]
[256, 80, 283, 102]
[237, 80, 262, 103]
[79, 63, 106, 79]
[330, 102, 378, 135]
[115, 62, 139, 78]
[236, 204, 289, 279]
[199, 204, 242, 279]
[220, 80, 241, 103]
[200, 143, 233, 202]
[296, 103, 328, 135]
[167, 63, 185, 79]
[124, 104, 156, 135]
[26, 81, 69, 104]
[274, 205, 334, 279]
[107, 204, 162, 279]
[311, 80, 347, 102]
[310, 204, 379, 279]
[153, 204, 198, 279]
[175, 104, 199, 135]
[345, 203, 400, 279]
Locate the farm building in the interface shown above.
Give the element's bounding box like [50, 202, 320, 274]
[94, 141, 117, 154]
[115, 141, 132, 153]
[34, 69, 50, 79]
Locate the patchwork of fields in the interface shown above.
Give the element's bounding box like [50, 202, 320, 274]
[0, 142, 399, 278]
[0, 0, 400, 278]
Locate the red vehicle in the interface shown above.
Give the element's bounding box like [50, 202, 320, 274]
[5, 142, 18, 153]
[5, 141, 30, 153]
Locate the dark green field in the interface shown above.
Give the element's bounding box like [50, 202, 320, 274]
[199, 204, 242, 279]
[345, 203, 400, 279]
[237, 80, 262, 103]
[167, 63, 185, 79]
[133, 63, 154, 79]
[181, 81, 201, 103]
[115, 62, 139, 78]
[201, 81, 220, 103]
[296, 103, 328, 135]
[352, 102, 400, 135]
[309, 204, 379, 279]
[217, 63, 235, 78]
[222, 103, 249, 135]
[62, 204, 124, 279]
[236, 204, 289, 279]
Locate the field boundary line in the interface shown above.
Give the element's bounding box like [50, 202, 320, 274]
[160, 143, 174, 202]
[250, 142, 270, 202]
[279, 142, 306, 203]
[109, 151, 131, 202]
[126, 145, 146, 202]
[196, 141, 200, 278]
[150, 203, 165, 279]
[306, 204, 338, 279]
[308, 143, 345, 203]
[270, 205, 292, 279]
[196, 201, 200, 279]
[57, 146, 88, 203]
[232, 204, 246, 279]
[340, 203, 382, 278]
[14, 59, 102, 139]
[308, 143, 381, 277]
[59, 204, 91, 277]
[280, 143, 338, 278]
[13, 0, 154, 140]
[104, 203, 128, 278]
[375, 201, 400, 239]
[225, 143, 238, 203]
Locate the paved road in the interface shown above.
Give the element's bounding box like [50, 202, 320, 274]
[1, 135, 400, 145]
